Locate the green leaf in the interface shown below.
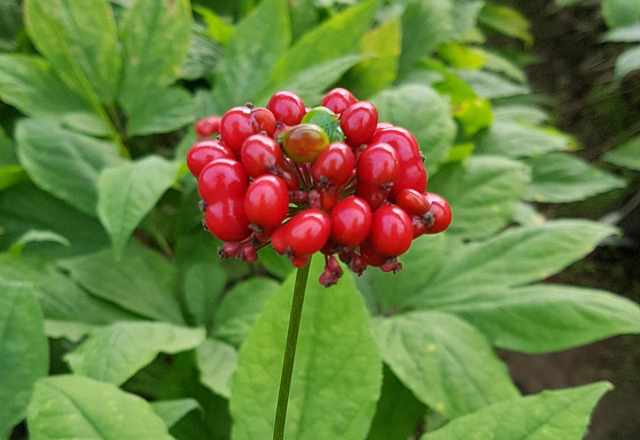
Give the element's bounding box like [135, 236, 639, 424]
[343, 18, 401, 99]
[602, 0, 640, 29]
[371, 84, 456, 174]
[0, 0, 23, 51]
[378, 310, 518, 419]
[603, 23, 640, 42]
[184, 262, 227, 327]
[0, 54, 107, 136]
[194, 6, 234, 45]
[493, 104, 548, 125]
[16, 118, 123, 216]
[416, 220, 618, 307]
[513, 201, 546, 227]
[475, 122, 572, 158]
[151, 399, 201, 429]
[230, 257, 381, 440]
[196, 338, 238, 398]
[482, 50, 528, 83]
[66, 322, 205, 385]
[0, 282, 48, 439]
[479, 4, 532, 45]
[603, 135, 640, 170]
[420, 382, 611, 440]
[438, 43, 488, 70]
[454, 69, 530, 98]
[450, 0, 485, 41]
[126, 86, 196, 136]
[9, 229, 70, 256]
[98, 155, 181, 256]
[58, 244, 184, 324]
[615, 44, 640, 81]
[28, 375, 176, 440]
[120, 0, 192, 108]
[45, 320, 96, 343]
[525, 152, 625, 203]
[211, 0, 290, 111]
[0, 164, 27, 191]
[400, 0, 453, 72]
[434, 284, 640, 353]
[429, 156, 530, 239]
[179, 30, 223, 81]
[24, 0, 121, 104]
[0, 126, 16, 166]
[211, 277, 279, 346]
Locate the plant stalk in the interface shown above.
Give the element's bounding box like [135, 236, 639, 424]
[273, 257, 312, 440]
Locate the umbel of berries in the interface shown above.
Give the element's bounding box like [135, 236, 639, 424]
[187, 88, 452, 287]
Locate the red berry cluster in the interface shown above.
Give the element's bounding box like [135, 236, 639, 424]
[187, 88, 452, 287]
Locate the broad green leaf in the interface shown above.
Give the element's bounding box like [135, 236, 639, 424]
[525, 152, 625, 203]
[378, 311, 518, 419]
[367, 366, 426, 440]
[271, 0, 380, 86]
[257, 246, 294, 279]
[603, 135, 640, 170]
[59, 244, 184, 324]
[24, 0, 121, 104]
[416, 220, 617, 306]
[513, 201, 546, 226]
[475, 122, 572, 158]
[119, 0, 192, 110]
[603, 23, 640, 42]
[615, 45, 640, 81]
[420, 382, 611, 440]
[196, 338, 238, 398]
[28, 375, 176, 440]
[66, 322, 205, 385]
[429, 156, 530, 238]
[9, 229, 69, 256]
[45, 320, 95, 343]
[0, 126, 15, 165]
[0, 254, 139, 324]
[16, 118, 123, 216]
[482, 50, 528, 83]
[478, 4, 532, 45]
[438, 43, 488, 69]
[371, 84, 456, 174]
[211, 0, 290, 111]
[602, 0, 640, 29]
[230, 257, 381, 440]
[184, 262, 227, 327]
[98, 155, 181, 256]
[126, 86, 196, 136]
[180, 30, 223, 81]
[0, 0, 22, 51]
[343, 18, 401, 99]
[0, 282, 48, 439]
[434, 284, 640, 353]
[290, 0, 320, 41]
[400, 0, 453, 72]
[0, 55, 107, 136]
[194, 6, 234, 44]
[211, 277, 279, 346]
[450, 0, 485, 41]
[151, 399, 201, 429]
[454, 69, 530, 98]
[493, 104, 548, 125]
[0, 164, 26, 190]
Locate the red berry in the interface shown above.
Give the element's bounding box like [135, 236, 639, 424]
[389, 159, 427, 199]
[195, 116, 221, 137]
[251, 107, 277, 135]
[375, 122, 393, 132]
[204, 198, 251, 242]
[278, 166, 301, 191]
[267, 91, 306, 126]
[320, 188, 340, 211]
[370, 204, 413, 257]
[356, 143, 400, 186]
[311, 142, 355, 188]
[186, 140, 234, 177]
[424, 193, 452, 234]
[281, 123, 330, 163]
[240, 134, 285, 178]
[339, 101, 378, 147]
[396, 188, 430, 216]
[220, 106, 276, 151]
[355, 180, 388, 210]
[330, 196, 372, 248]
[321, 88, 357, 114]
[359, 239, 386, 267]
[369, 126, 420, 163]
[244, 175, 290, 229]
[283, 209, 331, 257]
[198, 158, 248, 202]
[291, 255, 310, 268]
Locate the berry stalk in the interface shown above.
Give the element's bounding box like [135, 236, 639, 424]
[273, 257, 312, 440]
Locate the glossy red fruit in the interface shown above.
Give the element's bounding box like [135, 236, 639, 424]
[204, 198, 251, 242]
[356, 143, 400, 186]
[311, 142, 355, 188]
[284, 209, 331, 257]
[320, 188, 340, 211]
[267, 91, 306, 126]
[244, 175, 290, 229]
[321, 88, 357, 114]
[195, 116, 221, 137]
[390, 159, 428, 199]
[375, 122, 393, 132]
[355, 180, 388, 210]
[278, 167, 301, 191]
[240, 134, 285, 178]
[250, 107, 277, 137]
[396, 188, 430, 216]
[370, 205, 413, 257]
[186, 140, 234, 177]
[291, 255, 310, 268]
[369, 126, 420, 163]
[330, 196, 372, 248]
[359, 239, 386, 267]
[198, 158, 248, 202]
[424, 193, 452, 234]
[220, 106, 276, 151]
[340, 101, 378, 147]
[281, 124, 330, 163]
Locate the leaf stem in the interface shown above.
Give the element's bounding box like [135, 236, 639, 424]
[273, 257, 312, 440]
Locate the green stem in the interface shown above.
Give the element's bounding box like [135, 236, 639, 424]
[273, 257, 312, 440]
